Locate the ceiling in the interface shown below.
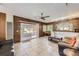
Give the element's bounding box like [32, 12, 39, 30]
[1, 3, 79, 23]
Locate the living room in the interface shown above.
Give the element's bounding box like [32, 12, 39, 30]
[0, 3, 79, 56]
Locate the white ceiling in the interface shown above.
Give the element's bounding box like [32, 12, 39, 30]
[2, 3, 79, 23]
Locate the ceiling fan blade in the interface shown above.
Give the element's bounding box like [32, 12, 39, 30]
[40, 17, 46, 20]
[43, 16, 50, 18]
[40, 13, 50, 20]
[42, 18, 46, 20]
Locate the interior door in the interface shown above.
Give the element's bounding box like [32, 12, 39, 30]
[0, 13, 6, 42]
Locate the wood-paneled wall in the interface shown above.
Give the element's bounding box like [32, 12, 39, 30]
[0, 12, 6, 42]
[14, 16, 20, 43]
[13, 16, 45, 43]
[52, 18, 79, 32]
[39, 23, 43, 37]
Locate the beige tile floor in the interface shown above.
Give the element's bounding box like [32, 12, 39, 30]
[14, 37, 59, 56]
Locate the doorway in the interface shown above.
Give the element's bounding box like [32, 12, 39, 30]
[20, 23, 38, 42]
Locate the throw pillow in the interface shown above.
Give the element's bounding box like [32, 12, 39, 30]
[68, 37, 76, 47]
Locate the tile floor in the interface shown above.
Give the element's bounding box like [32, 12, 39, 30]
[14, 37, 59, 56]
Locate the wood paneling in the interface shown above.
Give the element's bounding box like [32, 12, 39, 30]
[39, 23, 43, 37]
[69, 19, 79, 29]
[13, 16, 45, 43]
[14, 16, 46, 24]
[53, 18, 79, 32]
[14, 16, 20, 43]
[0, 12, 6, 42]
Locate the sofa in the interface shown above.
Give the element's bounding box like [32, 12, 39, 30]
[48, 31, 62, 42]
[58, 34, 79, 56]
[0, 41, 3, 48]
[0, 39, 14, 56]
[49, 31, 79, 43]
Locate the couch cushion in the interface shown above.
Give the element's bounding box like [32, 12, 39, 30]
[74, 34, 79, 48]
[63, 48, 79, 56]
[68, 37, 76, 47]
[63, 37, 71, 43]
[63, 37, 76, 47]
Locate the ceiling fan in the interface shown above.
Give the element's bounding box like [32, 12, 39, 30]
[40, 13, 50, 20]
